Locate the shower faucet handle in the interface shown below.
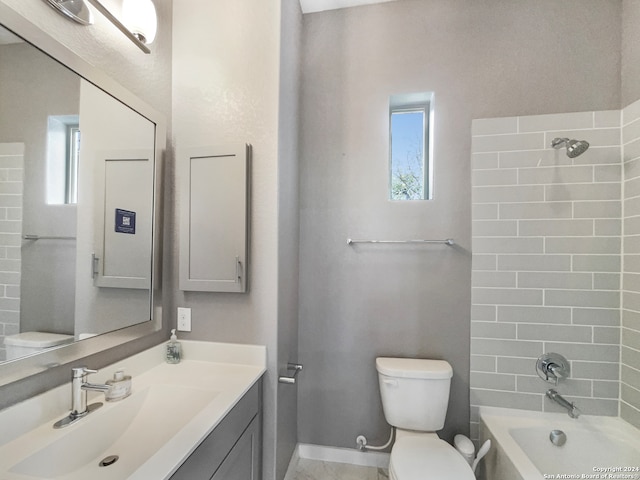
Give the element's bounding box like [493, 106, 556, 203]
[548, 363, 567, 381]
[536, 353, 570, 385]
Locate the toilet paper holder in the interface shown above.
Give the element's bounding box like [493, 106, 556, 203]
[278, 363, 303, 384]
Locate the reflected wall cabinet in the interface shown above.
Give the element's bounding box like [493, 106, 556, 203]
[93, 149, 154, 290]
[179, 144, 250, 293]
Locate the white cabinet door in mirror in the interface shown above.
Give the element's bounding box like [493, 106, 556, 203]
[179, 144, 250, 293]
[93, 148, 154, 289]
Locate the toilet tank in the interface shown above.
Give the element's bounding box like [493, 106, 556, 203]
[376, 357, 453, 431]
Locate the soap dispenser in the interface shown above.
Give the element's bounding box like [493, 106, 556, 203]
[105, 369, 132, 402]
[166, 329, 181, 364]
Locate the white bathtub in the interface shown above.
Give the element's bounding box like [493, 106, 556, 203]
[478, 407, 640, 480]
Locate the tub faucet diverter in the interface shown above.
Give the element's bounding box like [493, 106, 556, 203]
[536, 353, 570, 386]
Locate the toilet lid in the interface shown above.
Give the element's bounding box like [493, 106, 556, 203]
[390, 437, 475, 480]
[4, 332, 74, 348]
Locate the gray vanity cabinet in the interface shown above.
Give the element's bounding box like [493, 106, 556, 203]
[169, 381, 262, 480]
[210, 415, 261, 480]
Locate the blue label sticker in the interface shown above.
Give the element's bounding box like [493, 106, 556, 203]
[115, 208, 136, 234]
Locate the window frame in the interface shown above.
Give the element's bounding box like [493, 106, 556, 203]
[65, 124, 80, 204]
[388, 92, 434, 201]
[46, 114, 80, 205]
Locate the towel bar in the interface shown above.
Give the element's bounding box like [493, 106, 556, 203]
[347, 238, 454, 246]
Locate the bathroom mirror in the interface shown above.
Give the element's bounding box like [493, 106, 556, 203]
[0, 5, 164, 386]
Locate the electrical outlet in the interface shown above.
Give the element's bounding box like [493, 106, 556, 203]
[177, 307, 191, 332]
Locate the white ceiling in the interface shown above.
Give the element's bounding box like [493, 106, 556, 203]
[299, 0, 400, 14]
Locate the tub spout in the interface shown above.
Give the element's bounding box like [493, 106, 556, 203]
[546, 389, 581, 419]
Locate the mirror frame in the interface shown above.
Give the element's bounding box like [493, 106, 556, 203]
[0, 4, 165, 388]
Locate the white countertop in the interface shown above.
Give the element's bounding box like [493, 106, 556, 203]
[0, 340, 266, 479]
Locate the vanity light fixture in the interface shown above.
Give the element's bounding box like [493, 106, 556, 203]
[43, 0, 155, 54]
[44, 0, 93, 25]
[122, 0, 157, 45]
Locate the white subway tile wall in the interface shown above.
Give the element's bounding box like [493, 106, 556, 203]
[622, 98, 640, 429]
[470, 108, 630, 440]
[0, 144, 23, 362]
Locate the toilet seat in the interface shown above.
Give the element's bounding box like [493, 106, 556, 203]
[389, 436, 475, 480]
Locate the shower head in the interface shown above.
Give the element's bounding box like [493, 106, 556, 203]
[551, 137, 590, 158]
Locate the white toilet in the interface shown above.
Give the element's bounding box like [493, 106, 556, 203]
[4, 332, 74, 360]
[376, 357, 475, 480]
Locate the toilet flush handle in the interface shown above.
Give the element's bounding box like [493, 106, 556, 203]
[382, 378, 398, 388]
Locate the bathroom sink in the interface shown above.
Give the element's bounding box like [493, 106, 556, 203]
[0, 342, 266, 480]
[9, 384, 218, 479]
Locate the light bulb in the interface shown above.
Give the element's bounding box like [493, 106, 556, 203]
[122, 0, 157, 45]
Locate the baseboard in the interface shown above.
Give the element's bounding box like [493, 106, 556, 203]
[296, 443, 390, 468]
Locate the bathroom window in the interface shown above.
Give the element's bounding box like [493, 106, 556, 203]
[46, 115, 80, 205]
[389, 92, 433, 200]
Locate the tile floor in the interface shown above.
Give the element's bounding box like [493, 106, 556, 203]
[285, 458, 389, 480]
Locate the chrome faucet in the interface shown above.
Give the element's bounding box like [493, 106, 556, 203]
[546, 389, 581, 419]
[54, 367, 110, 428]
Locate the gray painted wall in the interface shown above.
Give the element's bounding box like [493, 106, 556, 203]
[276, 2, 303, 479]
[623, 0, 640, 106]
[171, 1, 299, 478]
[298, 0, 621, 449]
